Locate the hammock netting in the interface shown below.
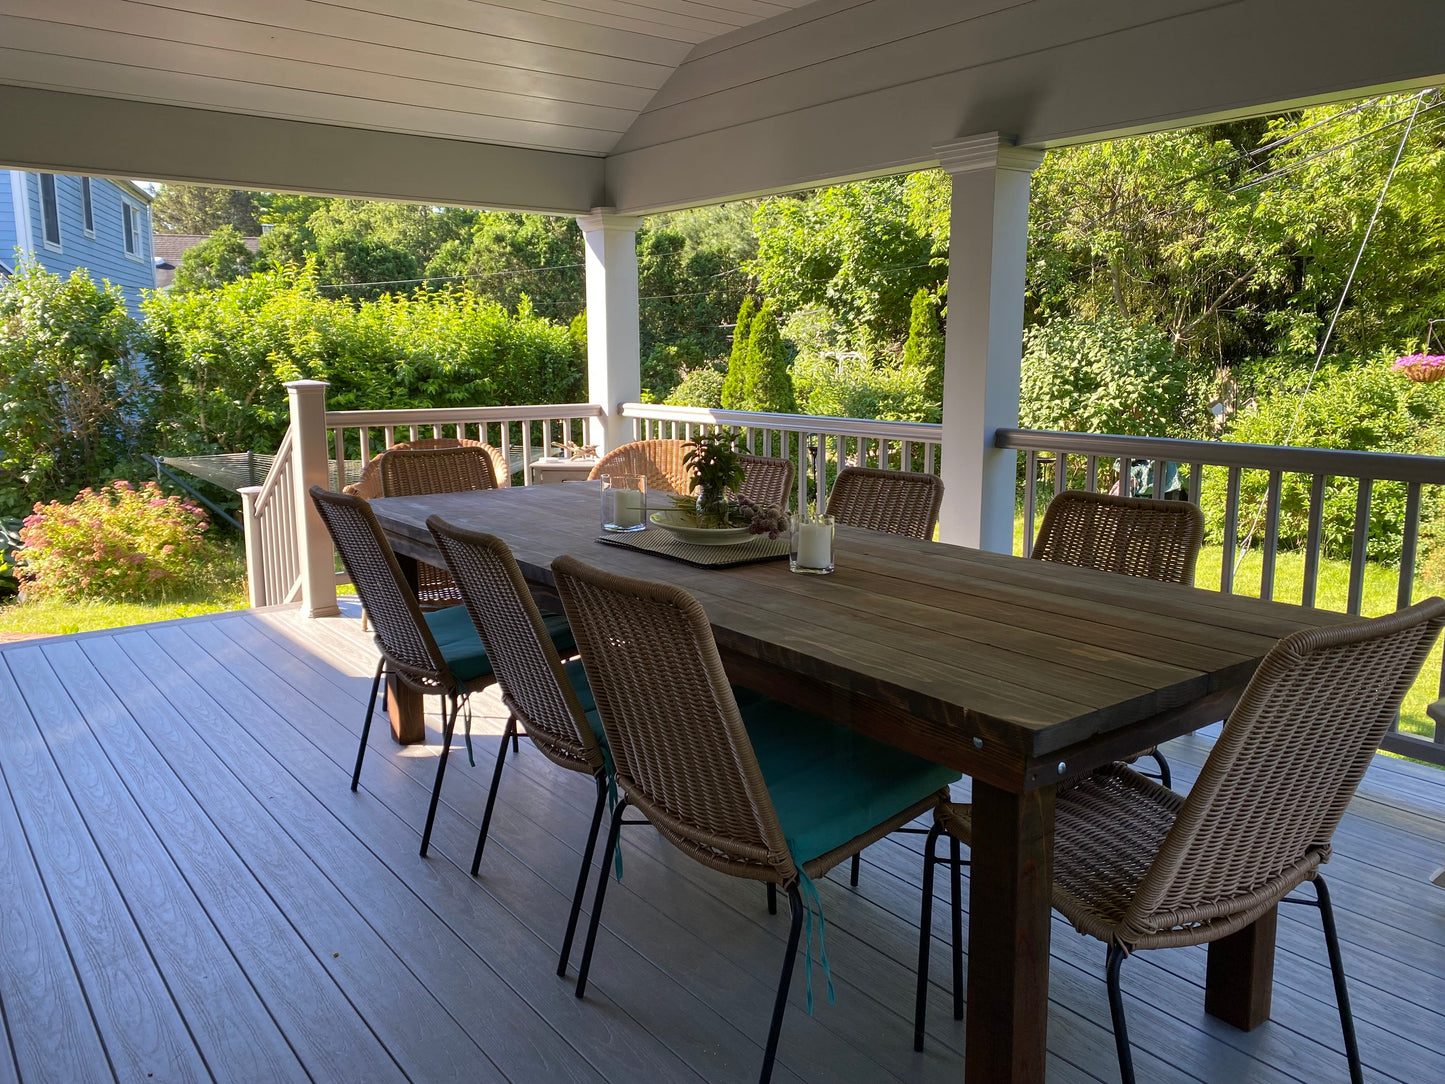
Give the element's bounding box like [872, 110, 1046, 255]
[159, 453, 367, 493]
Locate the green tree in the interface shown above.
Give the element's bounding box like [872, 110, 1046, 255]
[741, 304, 797, 414]
[424, 212, 583, 319]
[721, 295, 756, 409]
[0, 264, 147, 516]
[749, 178, 942, 348]
[172, 226, 257, 293]
[901, 287, 945, 408]
[151, 185, 262, 234]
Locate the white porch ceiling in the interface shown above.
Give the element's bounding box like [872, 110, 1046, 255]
[0, 1, 1442, 215]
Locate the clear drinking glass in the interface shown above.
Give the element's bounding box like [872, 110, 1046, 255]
[600, 473, 647, 533]
[789, 512, 835, 574]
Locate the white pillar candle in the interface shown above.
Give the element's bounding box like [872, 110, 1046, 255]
[614, 488, 643, 528]
[798, 521, 832, 568]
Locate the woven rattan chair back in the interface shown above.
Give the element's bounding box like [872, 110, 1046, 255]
[378, 446, 498, 498]
[1032, 491, 1204, 585]
[551, 555, 797, 884]
[825, 466, 944, 539]
[427, 517, 605, 776]
[585, 439, 690, 495]
[344, 437, 509, 499]
[308, 485, 454, 694]
[736, 454, 795, 509]
[1115, 596, 1445, 946]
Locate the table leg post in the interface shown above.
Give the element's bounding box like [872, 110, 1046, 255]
[1205, 906, 1277, 1030]
[965, 780, 1055, 1084]
[384, 550, 427, 744]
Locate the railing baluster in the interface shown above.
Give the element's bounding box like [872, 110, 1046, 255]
[924, 442, 935, 474]
[1302, 473, 1326, 607]
[1054, 450, 1066, 501]
[813, 439, 827, 514]
[1117, 456, 1130, 498]
[332, 428, 345, 490]
[521, 422, 533, 486]
[1022, 450, 1038, 557]
[1221, 466, 1240, 594]
[1398, 482, 1421, 612]
[1260, 470, 1281, 602]
[1187, 462, 1202, 505]
[1151, 458, 1166, 500]
[1347, 478, 1372, 615]
[1085, 455, 1097, 493]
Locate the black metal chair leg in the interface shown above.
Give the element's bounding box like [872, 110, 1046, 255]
[512, 728, 520, 754]
[1151, 749, 1172, 790]
[913, 822, 943, 1051]
[419, 694, 460, 858]
[558, 774, 609, 977]
[470, 715, 515, 875]
[352, 656, 385, 791]
[575, 797, 629, 999]
[850, 852, 860, 887]
[767, 882, 777, 915]
[1106, 944, 1135, 1084]
[1314, 876, 1364, 1084]
[949, 833, 963, 1022]
[758, 885, 806, 1084]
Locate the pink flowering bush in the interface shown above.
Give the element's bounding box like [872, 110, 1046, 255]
[17, 481, 217, 601]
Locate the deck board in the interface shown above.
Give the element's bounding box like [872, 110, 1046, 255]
[0, 605, 1442, 1084]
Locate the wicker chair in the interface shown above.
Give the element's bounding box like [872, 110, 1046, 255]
[426, 515, 610, 977]
[585, 439, 690, 494]
[308, 486, 541, 857]
[826, 466, 944, 539]
[551, 555, 959, 1084]
[913, 596, 1445, 1084]
[344, 437, 510, 499]
[368, 446, 499, 607]
[1031, 490, 1206, 787]
[736, 454, 795, 509]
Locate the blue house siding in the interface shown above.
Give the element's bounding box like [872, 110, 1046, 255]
[3, 171, 155, 317]
[0, 171, 17, 269]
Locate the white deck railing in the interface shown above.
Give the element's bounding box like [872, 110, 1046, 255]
[621, 403, 943, 513]
[238, 427, 302, 608]
[997, 428, 1445, 764]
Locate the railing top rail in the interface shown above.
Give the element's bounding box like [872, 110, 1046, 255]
[621, 402, 943, 442]
[997, 428, 1445, 485]
[325, 403, 603, 427]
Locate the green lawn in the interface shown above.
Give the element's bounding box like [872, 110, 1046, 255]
[0, 546, 248, 638]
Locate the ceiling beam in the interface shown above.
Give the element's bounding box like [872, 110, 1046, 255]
[606, 0, 1445, 213]
[0, 85, 604, 214]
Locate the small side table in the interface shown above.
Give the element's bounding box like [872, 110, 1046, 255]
[530, 456, 597, 484]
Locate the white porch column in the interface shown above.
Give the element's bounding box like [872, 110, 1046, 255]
[576, 209, 642, 453]
[287, 379, 340, 618]
[935, 135, 1044, 552]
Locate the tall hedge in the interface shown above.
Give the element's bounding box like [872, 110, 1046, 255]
[741, 303, 797, 414]
[720, 295, 756, 410]
[142, 267, 583, 454]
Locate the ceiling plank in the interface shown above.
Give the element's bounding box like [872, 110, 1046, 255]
[0, 85, 605, 212]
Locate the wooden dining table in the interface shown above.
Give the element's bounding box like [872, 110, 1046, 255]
[367, 480, 1354, 1084]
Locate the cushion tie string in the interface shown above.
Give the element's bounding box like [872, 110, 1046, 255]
[795, 868, 835, 1015]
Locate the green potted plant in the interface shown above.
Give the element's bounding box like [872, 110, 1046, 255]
[683, 430, 746, 527]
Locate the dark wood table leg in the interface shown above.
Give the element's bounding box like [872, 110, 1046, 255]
[384, 551, 426, 745]
[965, 780, 1055, 1084]
[1205, 905, 1277, 1030]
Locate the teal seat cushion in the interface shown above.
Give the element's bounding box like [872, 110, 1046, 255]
[423, 606, 573, 685]
[741, 699, 961, 867]
[561, 657, 608, 753]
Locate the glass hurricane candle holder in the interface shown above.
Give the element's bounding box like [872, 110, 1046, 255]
[600, 473, 646, 532]
[789, 512, 835, 574]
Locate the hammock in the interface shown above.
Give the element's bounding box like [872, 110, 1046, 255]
[158, 452, 275, 492]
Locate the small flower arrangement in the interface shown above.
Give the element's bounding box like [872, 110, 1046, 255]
[670, 430, 787, 536]
[1390, 353, 1445, 382]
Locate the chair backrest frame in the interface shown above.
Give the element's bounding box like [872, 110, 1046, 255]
[735, 454, 795, 509]
[378, 446, 498, 498]
[427, 517, 606, 777]
[586, 439, 691, 495]
[344, 437, 509, 499]
[308, 485, 456, 695]
[825, 466, 944, 539]
[1032, 490, 1204, 585]
[1119, 596, 1445, 943]
[551, 554, 798, 884]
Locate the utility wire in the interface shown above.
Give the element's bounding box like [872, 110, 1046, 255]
[1230, 88, 1430, 576]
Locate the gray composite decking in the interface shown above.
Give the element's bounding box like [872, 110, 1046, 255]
[0, 604, 1442, 1084]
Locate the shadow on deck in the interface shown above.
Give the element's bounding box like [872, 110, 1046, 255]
[1, 605, 1442, 1083]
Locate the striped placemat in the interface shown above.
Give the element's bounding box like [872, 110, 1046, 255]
[596, 528, 789, 568]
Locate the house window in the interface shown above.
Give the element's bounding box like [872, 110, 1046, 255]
[81, 177, 95, 235]
[123, 203, 140, 256]
[39, 173, 61, 248]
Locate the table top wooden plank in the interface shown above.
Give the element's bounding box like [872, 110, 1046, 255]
[369, 482, 1346, 777]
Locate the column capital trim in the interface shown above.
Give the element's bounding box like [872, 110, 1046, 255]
[933, 134, 1044, 177]
[576, 208, 643, 233]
